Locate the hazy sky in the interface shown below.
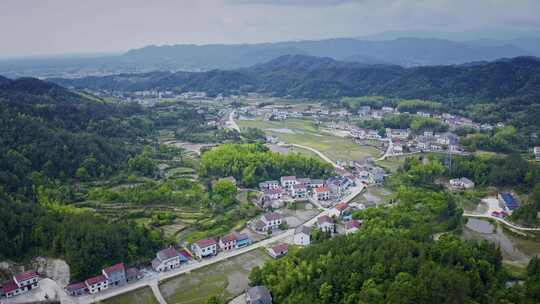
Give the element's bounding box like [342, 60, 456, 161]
[1, 0, 539, 58]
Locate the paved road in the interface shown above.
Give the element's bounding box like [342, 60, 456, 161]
[72, 229, 295, 304]
[376, 139, 392, 161]
[463, 213, 540, 231]
[227, 110, 240, 132]
[286, 143, 342, 169]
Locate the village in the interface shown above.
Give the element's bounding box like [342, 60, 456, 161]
[1, 96, 537, 304]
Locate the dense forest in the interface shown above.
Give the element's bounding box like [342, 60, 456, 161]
[0, 77, 164, 280]
[249, 156, 540, 303]
[199, 143, 335, 187]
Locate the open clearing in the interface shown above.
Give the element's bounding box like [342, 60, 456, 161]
[239, 118, 380, 162]
[101, 286, 159, 304]
[159, 248, 270, 304]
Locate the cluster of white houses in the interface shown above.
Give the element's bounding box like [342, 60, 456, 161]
[1, 271, 39, 299]
[259, 175, 353, 208]
[65, 262, 141, 297]
[291, 202, 363, 247]
[190, 231, 253, 260]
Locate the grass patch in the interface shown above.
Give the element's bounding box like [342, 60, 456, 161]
[101, 287, 158, 304]
[159, 248, 270, 304]
[238, 118, 380, 162]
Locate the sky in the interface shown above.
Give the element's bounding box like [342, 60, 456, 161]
[1, 0, 540, 58]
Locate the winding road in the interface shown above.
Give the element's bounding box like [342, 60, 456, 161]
[463, 213, 540, 232]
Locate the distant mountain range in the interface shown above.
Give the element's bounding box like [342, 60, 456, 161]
[52, 55, 540, 101]
[2, 37, 540, 78]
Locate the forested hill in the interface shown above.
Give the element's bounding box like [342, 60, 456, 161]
[0, 76, 162, 280]
[52, 55, 540, 103]
[0, 76, 151, 196]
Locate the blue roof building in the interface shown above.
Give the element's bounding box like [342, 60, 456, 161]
[498, 192, 519, 211]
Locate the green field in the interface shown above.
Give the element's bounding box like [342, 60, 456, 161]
[376, 155, 409, 173]
[159, 249, 270, 304]
[101, 287, 158, 304]
[239, 118, 380, 162]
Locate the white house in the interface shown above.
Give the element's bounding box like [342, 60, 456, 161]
[85, 275, 108, 294]
[152, 247, 183, 272]
[534, 146, 540, 161]
[1, 271, 39, 298]
[263, 188, 283, 201]
[254, 212, 283, 232]
[259, 180, 280, 190]
[280, 176, 298, 189]
[294, 225, 311, 246]
[310, 179, 325, 189]
[317, 215, 335, 233]
[314, 187, 330, 201]
[268, 243, 289, 259]
[291, 184, 308, 199]
[192, 238, 218, 259]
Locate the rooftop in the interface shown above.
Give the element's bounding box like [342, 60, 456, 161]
[65, 282, 86, 292]
[335, 202, 348, 211]
[295, 225, 311, 235]
[271, 242, 289, 253]
[263, 212, 282, 221]
[314, 187, 329, 193]
[85, 275, 107, 285]
[14, 271, 38, 283]
[318, 215, 333, 224]
[346, 219, 362, 230]
[281, 176, 296, 181]
[196, 238, 217, 248]
[103, 263, 125, 276]
[2, 280, 20, 293]
[157, 247, 180, 261]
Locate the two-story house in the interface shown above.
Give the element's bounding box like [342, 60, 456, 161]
[313, 187, 330, 201]
[261, 212, 283, 231]
[259, 180, 280, 190]
[294, 225, 311, 246]
[192, 238, 218, 259]
[280, 176, 297, 190]
[1, 271, 39, 298]
[291, 184, 308, 199]
[102, 262, 126, 287]
[152, 247, 186, 272]
[219, 232, 252, 251]
[317, 215, 335, 233]
[85, 275, 108, 294]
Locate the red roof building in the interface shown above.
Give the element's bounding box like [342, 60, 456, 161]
[102, 263, 125, 276]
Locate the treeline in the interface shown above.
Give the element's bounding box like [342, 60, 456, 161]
[199, 143, 335, 187]
[460, 126, 531, 153]
[342, 97, 443, 114]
